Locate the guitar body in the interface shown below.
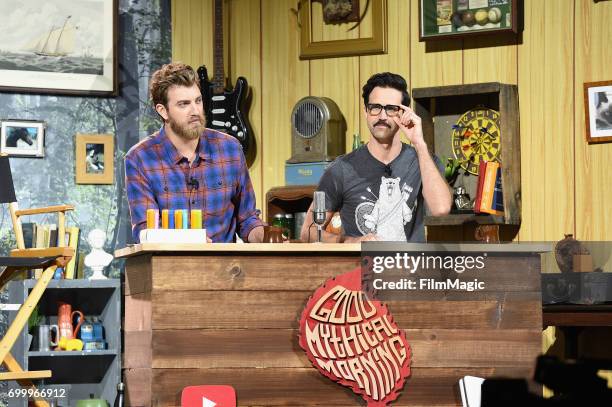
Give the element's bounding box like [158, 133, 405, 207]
[198, 65, 253, 153]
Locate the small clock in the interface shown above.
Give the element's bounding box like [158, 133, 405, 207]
[452, 107, 501, 175]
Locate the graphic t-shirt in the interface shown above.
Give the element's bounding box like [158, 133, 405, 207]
[317, 143, 444, 242]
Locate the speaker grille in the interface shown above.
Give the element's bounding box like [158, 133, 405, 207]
[294, 102, 323, 139]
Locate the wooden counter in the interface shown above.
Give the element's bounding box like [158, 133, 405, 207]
[117, 243, 545, 406]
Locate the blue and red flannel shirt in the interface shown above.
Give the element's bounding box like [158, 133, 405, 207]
[125, 127, 263, 243]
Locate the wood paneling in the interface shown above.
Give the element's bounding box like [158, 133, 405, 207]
[124, 250, 541, 406]
[150, 328, 541, 369]
[309, 0, 360, 153]
[151, 291, 540, 330]
[409, 0, 463, 89]
[172, 1, 611, 239]
[151, 367, 528, 407]
[229, 0, 263, 205]
[171, 0, 213, 70]
[151, 255, 360, 291]
[574, 0, 612, 240]
[261, 0, 310, 198]
[517, 0, 576, 241]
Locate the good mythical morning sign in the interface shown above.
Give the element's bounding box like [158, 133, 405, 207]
[298, 268, 411, 406]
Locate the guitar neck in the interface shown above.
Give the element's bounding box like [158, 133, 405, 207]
[213, 0, 225, 92]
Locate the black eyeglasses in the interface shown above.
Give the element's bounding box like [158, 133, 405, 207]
[366, 103, 404, 117]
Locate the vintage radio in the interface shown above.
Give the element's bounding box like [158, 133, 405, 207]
[287, 96, 345, 163]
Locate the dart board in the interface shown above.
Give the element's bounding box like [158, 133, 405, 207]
[451, 107, 501, 175]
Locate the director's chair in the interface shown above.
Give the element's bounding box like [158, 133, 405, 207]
[0, 154, 74, 406]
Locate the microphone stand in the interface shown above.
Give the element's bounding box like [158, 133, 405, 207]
[313, 214, 326, 243]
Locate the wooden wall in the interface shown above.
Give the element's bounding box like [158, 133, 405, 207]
[172, 0, 612, 241]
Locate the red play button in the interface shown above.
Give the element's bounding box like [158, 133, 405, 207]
[181, 385, 236, 407]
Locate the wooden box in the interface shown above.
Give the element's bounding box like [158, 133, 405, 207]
[265, 185, 316, 224]
[412, 83, 521, 239]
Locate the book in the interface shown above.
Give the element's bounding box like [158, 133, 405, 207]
[76, 250, 86, 279]
[491, 166, 504, 213]
[49, 226, 58, 248]
[21, 222, 36, 249]
[33, 224, 49, 278]
[64, 227, 80, 279]
[479, 161, 499, 214]
[473, 160, 487, 214]
[139, 228, 207, 244]
[480, 162, 504, 216]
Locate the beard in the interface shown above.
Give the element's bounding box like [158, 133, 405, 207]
[168, 115, 206, 141]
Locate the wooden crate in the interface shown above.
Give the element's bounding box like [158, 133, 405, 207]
[412, 83, 521, 240]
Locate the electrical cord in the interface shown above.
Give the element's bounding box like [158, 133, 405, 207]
[306, 221, 315, 243]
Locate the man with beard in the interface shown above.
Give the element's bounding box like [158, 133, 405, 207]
[300, 72, 451, 242]
[125, 62, 264, 243]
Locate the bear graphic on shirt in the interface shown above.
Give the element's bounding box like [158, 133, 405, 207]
[363, 176, 413, 241]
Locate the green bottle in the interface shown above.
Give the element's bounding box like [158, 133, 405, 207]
[352, 133, 361, 150]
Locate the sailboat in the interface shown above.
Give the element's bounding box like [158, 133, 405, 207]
[24, 16, 76, 57]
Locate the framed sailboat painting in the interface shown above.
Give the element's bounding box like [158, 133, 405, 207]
[0, 0, 117, 96]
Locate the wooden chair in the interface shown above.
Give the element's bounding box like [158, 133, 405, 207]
[0, 153, 74, 406]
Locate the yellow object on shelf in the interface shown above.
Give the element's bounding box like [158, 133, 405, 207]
[146, 209, 159, 229]
[161, 209, 169, 229]
[190, 210, 202, 229]
[174, 210, 183, 229]
[58, 337, 83, 351]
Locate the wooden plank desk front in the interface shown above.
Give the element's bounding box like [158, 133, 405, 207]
[116, 243, 545, 406]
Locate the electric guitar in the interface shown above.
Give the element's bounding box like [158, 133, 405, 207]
[198, 0, 253, 153]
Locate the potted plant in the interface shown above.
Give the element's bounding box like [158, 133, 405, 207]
[27, 305, 43, 351]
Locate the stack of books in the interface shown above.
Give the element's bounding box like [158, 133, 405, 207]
[22, 223, 81, 278]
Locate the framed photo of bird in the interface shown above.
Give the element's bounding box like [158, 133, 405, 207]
[75, 133, 114, 184]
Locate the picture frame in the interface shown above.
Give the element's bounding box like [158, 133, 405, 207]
[0, 120, 46, 158]
[299, 0, 387, 60]
[419, 0, 520, 41]
[75, 133, 114, 184]
[0, 0, 118, 96]
[584, 80, 612, 144]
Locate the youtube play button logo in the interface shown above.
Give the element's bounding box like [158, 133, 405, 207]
[181, 385, 236, 407]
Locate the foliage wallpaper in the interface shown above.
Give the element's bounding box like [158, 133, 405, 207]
[0, 0, 170, 401]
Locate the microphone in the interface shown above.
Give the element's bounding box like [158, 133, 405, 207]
[313, 191, 326, 243]
[313, 191, 326, 225]
[187, 177, 199, 190]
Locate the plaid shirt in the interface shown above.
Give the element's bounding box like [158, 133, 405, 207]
[125, 127, 263, 243]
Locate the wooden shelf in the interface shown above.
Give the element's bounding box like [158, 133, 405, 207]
[425, 214, 505, 226]
[28, 350, 116, 357]
[265, 185, 316, 224]
[412, 82, 521, 241]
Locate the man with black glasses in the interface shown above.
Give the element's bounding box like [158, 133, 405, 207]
[300, 72, 451, 242]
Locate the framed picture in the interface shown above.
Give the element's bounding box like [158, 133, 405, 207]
[419, 0, 520, 41]
[75, 133, 114, 184]
[0, 0, 117, 96]
[584, 81, 612, 144]
[299, 0, 387, 60]
[0, 120, 46, 157]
